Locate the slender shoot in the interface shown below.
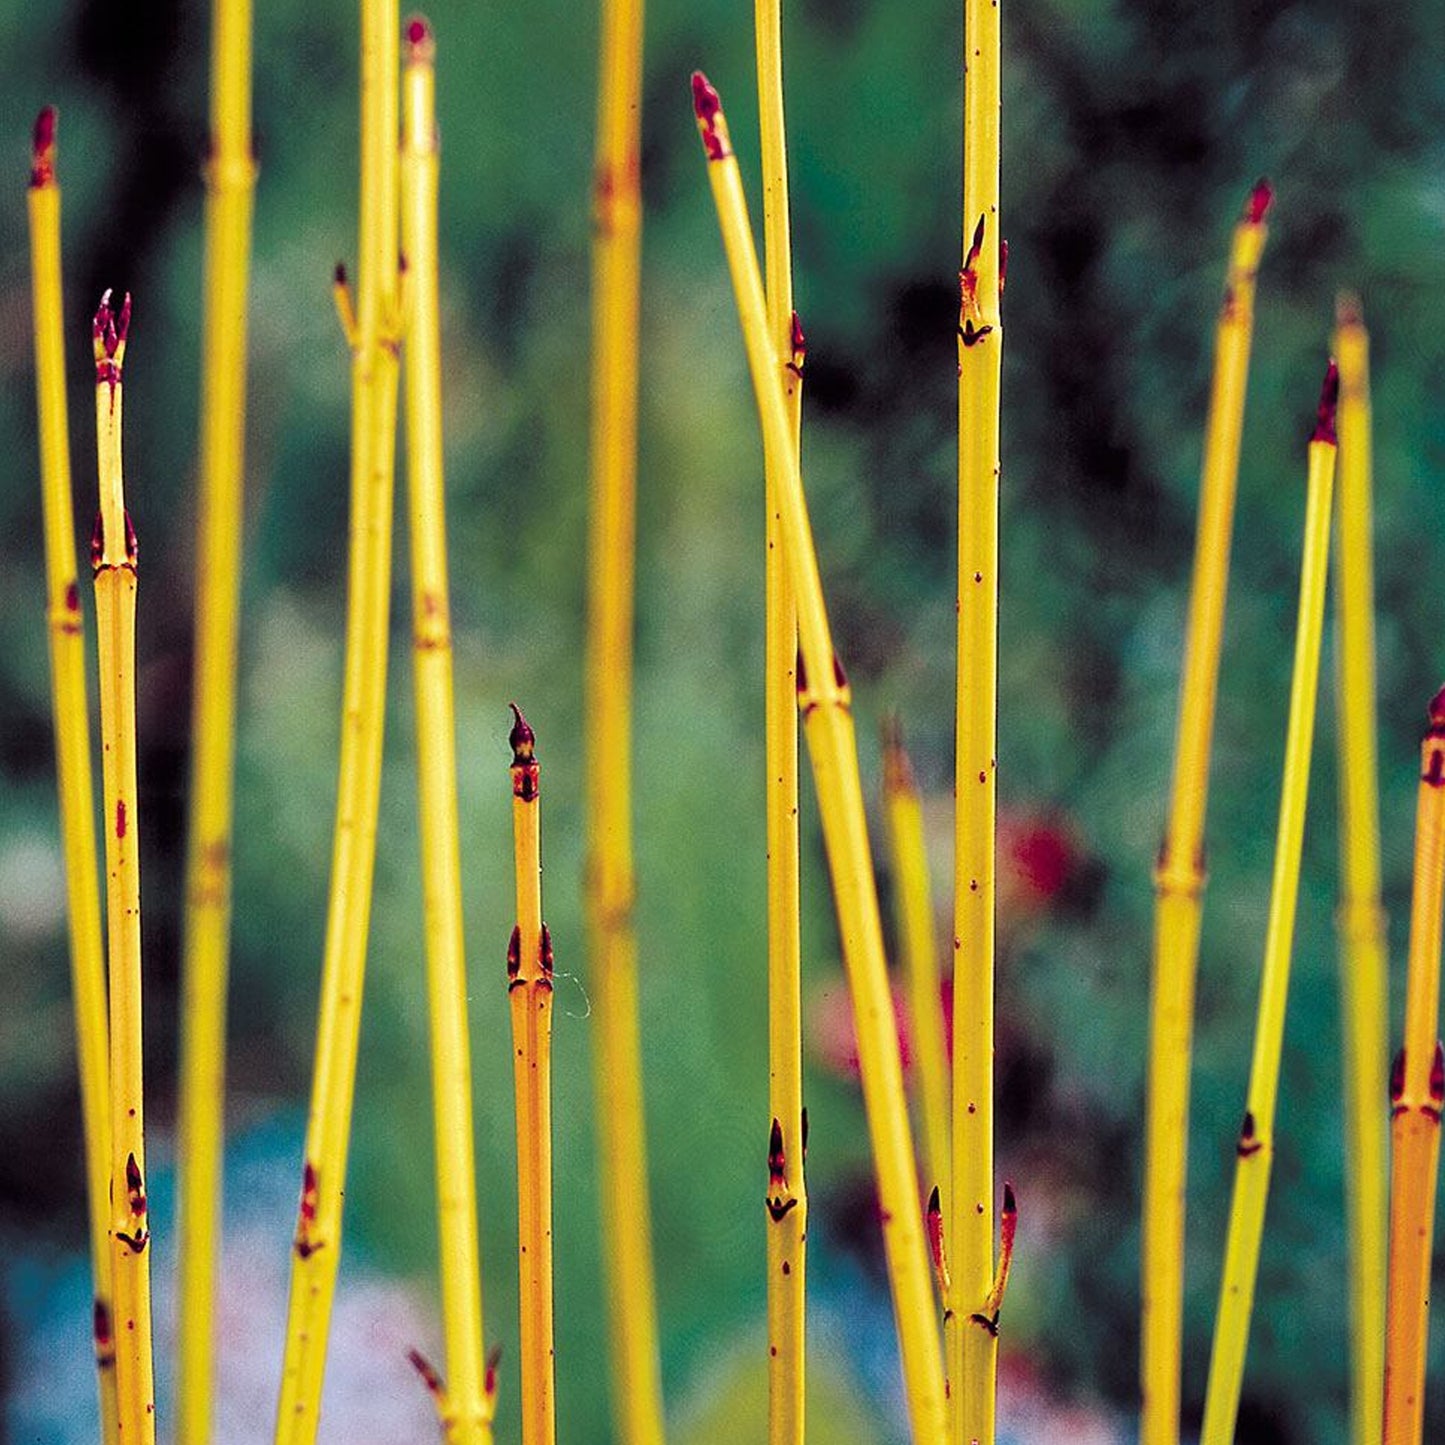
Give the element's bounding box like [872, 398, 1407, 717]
[1382, 691, 1445, 1445]
[693, 72, 948, 1444]
[508, 707, 557, 1445]
[882, 719, 950, 1217]
[176, 0, 257, 1434]
[1140, 180, 1272, 1445]
[953, 0, 1003, 1423]
[586, 0, 665, 1437]
[28, 111, 118, 1445]
[1199, 362, 1340, 1445]
[274, 2, 403, 1437]
[400, 18, 493, 1442]
[754, 0, 806, 1437]
[93, 289, 157, 1445]
[1333, 292, 1388, 1445]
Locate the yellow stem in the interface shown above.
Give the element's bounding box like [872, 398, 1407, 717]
[508, 708, 557, 1445]
[755, 1, 806, 1439]
[586, 0, 665, 1439]
[1333, 294, 1387, 1445]
[93, 289, 157, 1445]
[400, 20, 492, 1443]
[176, 0, 256, 1436]
[953, 0, 1002, 1427]
[1140, 181, 1271, 1445]
[274, 2, 401, 1438]
[882, 722, 950, 1216]
[1199, 367, 1339, 1445]
[27, 112, 119, 1445]
[693, 75, 947, 1445]
[1382, 698, 1445, 1445]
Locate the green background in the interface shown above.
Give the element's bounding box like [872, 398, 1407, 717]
[2, 0, 1445, 1440]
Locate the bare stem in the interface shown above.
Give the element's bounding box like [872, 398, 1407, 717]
[28, 111, 119, 1445]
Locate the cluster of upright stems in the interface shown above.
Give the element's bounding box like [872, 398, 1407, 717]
[27, 8, 559, 1445]
[1139, 186, 1445, 1445]
[28, 0, 1445, 1443]
[692, 0, 1010, 1427]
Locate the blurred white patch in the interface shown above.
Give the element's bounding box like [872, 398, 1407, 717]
[0, 832, 66, 941]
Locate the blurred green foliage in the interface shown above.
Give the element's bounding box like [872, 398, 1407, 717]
[4, 0, 1445, 1440]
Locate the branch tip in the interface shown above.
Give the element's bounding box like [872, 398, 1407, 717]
[1335, 290, 1363, 329]
[31, 106, 56, 187]
[1311, 358, 1339, 446]
[1429, 684, 1445, 733]
[881, 713, 916, 794]
[406, 1347, 444, 1397]
[984, 1182, 1018, 1316]
[690, 71, 731, 161]
[1245, 178, 1273, 225]
[881, 710, 903, 753]
[925, 1185, 949, 1292]
[484, 1343, 503, 1399]
[999, 238, 1009, 295]
[789, 310, 807, 370]
[92, 290, 130, 389]
[508, 702, 536, 760]
[965, 219, 988, 265]
[404, 14, 434, 62]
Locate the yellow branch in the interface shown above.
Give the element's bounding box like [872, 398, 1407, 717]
[754, 0, 806, 1439]
[1140, 181, 1271, 1445]
[586, 0, 665, 1438]
[693, 74, 947, 1445]
[400, 20, 492, 1443]
[27, 111, 118, 1445]
[953, 0, 1002, 1425]
[1382, 695, 1445, 1445]
[274, 2, 401, 1438]
[508, 708, 557, 1445]
[882, 721, 950, 1215]
[1333, 293, 1387, 1445]
[176, 0, 256, 1436]
[1199, 364, 1339, 1445]
[93, 290, 157, 1445]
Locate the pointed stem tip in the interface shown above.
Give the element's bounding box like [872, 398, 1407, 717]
[92, 289, 131, 387]
[31, 106, 56, 188]
[690, 71, 731, 161]
[508, 702, 536, 761]
[966, 214, 986, 269]
[404, 14, 434, 63]
[789, 311, 807, 370]
[1245, 178, 1274, 226]
[925, 1185, 950, 1292]
[1311, 358, 1339, 446]
[1427, 683, 1445, 734]
[92, 289, 132, 361]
